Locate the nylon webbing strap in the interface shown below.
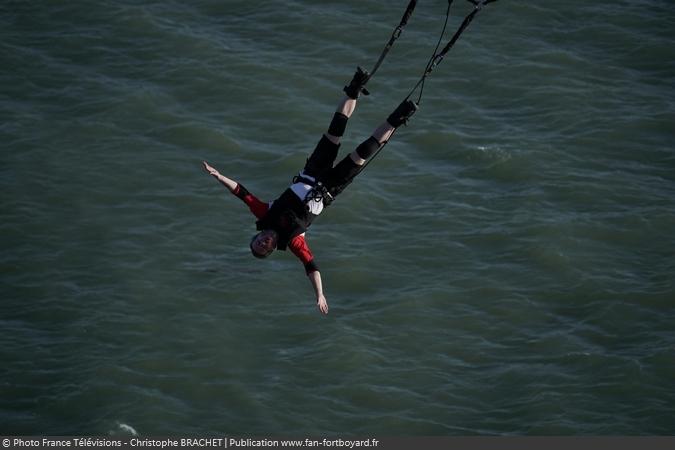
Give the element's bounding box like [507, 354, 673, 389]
[368, 0, 418, 81]
[360, 0, 499, 178]
[406, 0, 499, 103]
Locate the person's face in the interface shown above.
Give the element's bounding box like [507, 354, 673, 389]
[251, 230, 277, 257]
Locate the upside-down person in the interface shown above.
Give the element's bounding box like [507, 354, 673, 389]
[204, 68, 417, 315]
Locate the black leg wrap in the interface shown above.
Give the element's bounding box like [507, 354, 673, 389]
[327, 112, 348, 137]
[355, 136, 381, 160]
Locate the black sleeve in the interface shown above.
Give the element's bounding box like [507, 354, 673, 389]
[234, 183, 251, 200]
[304, 259, 319, 275]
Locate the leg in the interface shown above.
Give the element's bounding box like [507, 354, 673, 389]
[346, 122, 395, 166]
[302, 96, 357, 179]
[325, 96, 356, 145]
[303, 66, 369, 179]
[323, 100, 418, 197]
[321, 128, 388, 198]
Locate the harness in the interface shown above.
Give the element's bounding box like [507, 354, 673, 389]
[292, 174, 335, 208]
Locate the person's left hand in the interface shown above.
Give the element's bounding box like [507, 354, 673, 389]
[317, 294, 329, 315]
[202, 161, 219, 177]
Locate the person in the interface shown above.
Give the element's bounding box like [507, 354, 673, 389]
[203, 67, 417, 315]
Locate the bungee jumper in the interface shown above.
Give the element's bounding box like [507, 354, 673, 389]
[204, 75, 417, 315]
[203, 0, 498, 315]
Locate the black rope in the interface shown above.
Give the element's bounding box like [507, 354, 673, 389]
[367, 0, 418, 81]
[358, 0, 499, 176]
[405, 0, 498, 104]
[412, 0, 453, 104]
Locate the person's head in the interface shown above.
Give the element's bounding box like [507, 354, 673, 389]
[250, 229, 278, 259]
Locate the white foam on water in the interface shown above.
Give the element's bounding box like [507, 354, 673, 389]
[118, 423, 138, 436]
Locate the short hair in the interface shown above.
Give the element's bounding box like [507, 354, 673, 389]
[250, 233, 274, 259]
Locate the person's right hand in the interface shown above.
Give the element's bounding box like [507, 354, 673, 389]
[202, 161, 219, 177]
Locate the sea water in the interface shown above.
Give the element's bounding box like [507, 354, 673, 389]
[1, 0, 674, 435]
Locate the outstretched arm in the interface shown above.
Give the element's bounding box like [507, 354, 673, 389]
[203, 161, 237, 192]
[288, 235, 327, 315]
[203, 161, 268, 219]
[308, 270, 329, 315]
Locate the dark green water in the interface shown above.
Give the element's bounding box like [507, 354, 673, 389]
[2, 0, 674, 436]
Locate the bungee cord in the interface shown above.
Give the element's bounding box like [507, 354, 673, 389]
[357, 0, 500, 176]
